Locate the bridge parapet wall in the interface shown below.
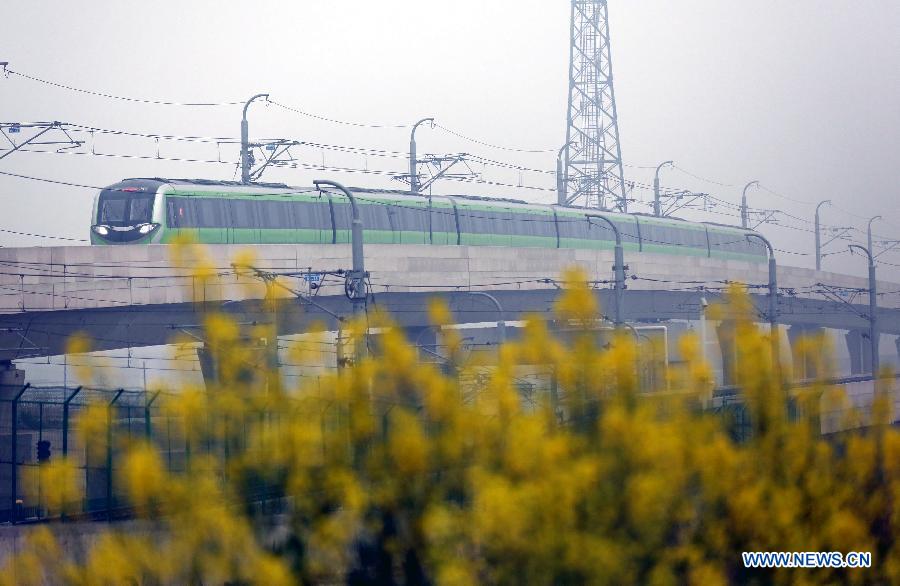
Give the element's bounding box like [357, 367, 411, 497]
[0, 244, 894, 315]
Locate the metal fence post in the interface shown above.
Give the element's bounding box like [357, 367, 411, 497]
[62, 386, 82, 457]
[9, 383, 30, 524]
[145, 391, 161, 441]
[106, 389, 124, 521]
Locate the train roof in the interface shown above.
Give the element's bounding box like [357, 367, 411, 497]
[127, 178, 533, 204]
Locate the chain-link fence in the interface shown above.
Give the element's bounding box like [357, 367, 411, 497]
[0, 384, 186, 524]
[1, 372, 896, 524]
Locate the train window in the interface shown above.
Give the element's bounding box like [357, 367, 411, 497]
[649, 223, 707, 251]
[98, 191, 154, 226]
[680, 227, 708, 249]
[456, 206, 482, 234]
[130, 197, 154, 224]
[638, 223, 668, 247]
[511, 211, 555, 238]
[228, 199, 258, 229]
[166, 199, 178, 227]
[497, 210, 532, 237]
[331, 201, 352, 233]
[556, 215, 636, 245]
[491, 210, 514, 244]
[256, 199, 292, 229]
[586, 217, 616, 242]
[292, 199, 332, 230]
[457, 206, 519, 236]
[708, 230, 746, 254]
[557, 215, 589, 241]
[358, 202, 393, 232]
[390, 203, 428, 232]
[384, 202, 427, 243]
[429, 201, 457, 243]
[255, 200, 276, 228]
[495, 211, 513, 236]
[613, 218, 640, 244]
[275, 200, 298, 229]
[99, 197, 127, 224]
[203, 199, 228, 228]
[166, 196, 338, 231]
[745, 237, 767, 257]
[167, 197, 197, 227]
[726, 234, 766, 257]
[639, 221, 703, 251]
[491, 210, 515, 236]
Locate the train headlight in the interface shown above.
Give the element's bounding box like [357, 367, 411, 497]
[92, 225, 110, 236]
[137, 223, 159, 235]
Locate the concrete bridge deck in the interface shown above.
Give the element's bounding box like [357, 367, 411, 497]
[0, 243, 895, 364]
[0, 242, 892, 312]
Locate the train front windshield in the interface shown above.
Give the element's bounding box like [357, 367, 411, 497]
[92, 181, 163, 243]
[97, 189, 155, 226]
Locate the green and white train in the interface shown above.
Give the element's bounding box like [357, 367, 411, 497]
[90, 178, 767, 262]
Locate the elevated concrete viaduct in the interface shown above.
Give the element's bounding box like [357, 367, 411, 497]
[0, 288, 897, 362]
[0, 242, 896, 380]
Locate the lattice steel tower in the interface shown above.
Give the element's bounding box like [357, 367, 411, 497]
[562, 0, 627, 211]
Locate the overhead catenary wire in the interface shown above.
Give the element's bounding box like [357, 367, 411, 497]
[269, 100, 409, 129]
[12, 122, 564, 181]
[670, 164, 736, 188]
[268, 101, 559, 152]
[4, 147, 561, 196]
[757, 183, 812, 206]
[60, 122, 564, 179]
[4, 67, 244, 106]
[2, 112, 896, 254]
[0, 168, 106, 191]
[432, 124, 557, 154]
[4, 121, 892, 242]
[5, 66, 897, 242]
[0, 227, 87, 243]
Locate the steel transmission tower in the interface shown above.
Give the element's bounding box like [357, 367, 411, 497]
[562, 0, 628, 211]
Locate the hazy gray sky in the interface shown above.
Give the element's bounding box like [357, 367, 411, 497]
[2, 0, 898, 277]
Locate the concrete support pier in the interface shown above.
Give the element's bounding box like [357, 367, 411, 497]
[845, 329, 872, 375]
[788, 325, 824, 380]
[716, 322, 737, 387]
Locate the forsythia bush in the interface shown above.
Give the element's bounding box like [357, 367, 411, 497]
[2, 259, 898, 585]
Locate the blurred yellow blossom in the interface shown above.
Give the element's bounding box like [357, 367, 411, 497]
[5, 255, 899, 585]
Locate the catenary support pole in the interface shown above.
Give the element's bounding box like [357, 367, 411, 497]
[586, 214, 625, 327]
[409, 118, 434, 194]
[868, 216, 881, 263]
[814, 200, 831, 271]
[747, 234, 779, 364]
[653, 160, 674, 217]
[741, 181, 760, 230]
[850, 244, 879, 375]
[240, 93, 269, 184]
[314, 180, 367, 363]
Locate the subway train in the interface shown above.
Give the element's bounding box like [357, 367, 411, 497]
[89, 178, 767, 262]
